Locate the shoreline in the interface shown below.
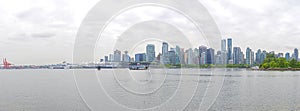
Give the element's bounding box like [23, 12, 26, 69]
[251, 68, 300, 71]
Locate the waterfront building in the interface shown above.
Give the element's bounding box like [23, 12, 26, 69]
[122, 51, 130, 62]
[180, 48, 185, 64]
[215, 51, 222, 64]
[168, 51, 176, 64]
[207, 48, 215, 64]
[187, 48, 194, 65]
[221, 51, 227, 64]
[114, 50, 121, 62]
[260, 50, 267, 63]
[194, 48, 199, 64]
[285, 52, 290, 61]
[146, 44, 155, 62]
[162, 42, 169, 56]
[221, 39, 226, 52]
[233, 47, 241, 64]
[199, 45, 207, 64]
[251, 51, 254, 66]
[294, 48, 299, 61]
[227, 38, 232, 62]
[256, 49, 262, 64]
[246, 47, 252, 65]
[200, 52, 207, 65]
[109, 54, 114, 62]
[135, 53, 146, 62]
[184, 51, 188, 64]
[104, 56, 108, 62]
[175, 46, 181, 64]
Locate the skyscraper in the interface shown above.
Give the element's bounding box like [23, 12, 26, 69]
[109, 54, 114, 62]
[104, 56, 108, 62]
[246, 47, 251, 65]
[175, 46, 181, 64]
[114, 50, 121, 62]
[207, 48, 215, 64]
[221, 39, 226, 52]
[215, 51, 222, 64]
[194, 48, 199, 64]
[199, 45, 207, 64]
[162, 42, 169, 56]
[146, 44, 155, 62]
[168, 51, 176, 64]
[256, 49, 262, 64]
[285, 52, 290, 61]
[200, 52, 207, 65]
[233, 47, 241, 64]
[227, 38, 232, 62]
[187, 48, 194, 65]
[251, 51, 254, 66]
[294, 48, 298, 61]
[161, 42, 169, 64]
[122, 50, 130, 62]
[260, 50, 267, 63]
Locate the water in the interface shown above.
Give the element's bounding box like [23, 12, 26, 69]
[0, 69, 299, 111]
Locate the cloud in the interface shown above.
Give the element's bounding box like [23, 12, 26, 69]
[31, 32, 56, 38]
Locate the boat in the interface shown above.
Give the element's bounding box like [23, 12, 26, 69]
[129, 62, 150, 70]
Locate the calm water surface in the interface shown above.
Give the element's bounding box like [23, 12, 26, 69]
[0, 69, 299, 111]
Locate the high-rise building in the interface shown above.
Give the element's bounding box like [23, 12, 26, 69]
[104, 56, 108, 62]
[215, 51, 222, 64]
[251, 51, 254, 66]
[135, 53, 146, 62]
[122, 51, 130, 62]
[221, 39, 226, 52]
[187, 48, 194, 65]
[146, 44, 155, 62]
[184, 51, 188, 64]
[114, 50, 121, 62]
[207, 48, 215, 64]
[246, 47, 251, 65]
[109, 54, 114, 62]
[162, 42, 169, 56]
[221, 51, 227, 64]
[200, 52, 207, 65]
[260, 50, 267, 63]
[180, 48, 185, 64]
[199, 45, 207, 64]
[168, 51, 176, 64]
[227, 38, 232, 62]
[294, 48, 298, 61]
[233, 47, 241, 64]
[285, 52, 290, 61]
[175, 46, 181, 64]
[256, 49, 262, 64]
[194, 48, 199, 64]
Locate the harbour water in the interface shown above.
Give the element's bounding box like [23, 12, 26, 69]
[0, 69, 299, 111]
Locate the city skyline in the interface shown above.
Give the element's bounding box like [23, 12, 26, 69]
[102, 38, 299, 67]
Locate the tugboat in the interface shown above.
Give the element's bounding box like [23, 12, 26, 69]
[129, 62, 150, 70]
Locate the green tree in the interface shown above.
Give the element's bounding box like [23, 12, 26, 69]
[290, 59, 298, 68]
[278, 58, 288, 68]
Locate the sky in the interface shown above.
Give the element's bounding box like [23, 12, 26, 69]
[0, 0, 300, 64]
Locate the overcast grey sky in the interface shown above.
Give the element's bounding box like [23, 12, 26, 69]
[0, 0, 299, 64]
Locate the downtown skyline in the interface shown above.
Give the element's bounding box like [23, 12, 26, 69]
[101, 38, 299, 66]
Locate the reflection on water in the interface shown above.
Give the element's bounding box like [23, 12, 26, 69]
[0, 69, 299, 111]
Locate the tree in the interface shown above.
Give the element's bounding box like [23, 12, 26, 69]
[290, 59, 298, 68]
[278, 58, 288, 68]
